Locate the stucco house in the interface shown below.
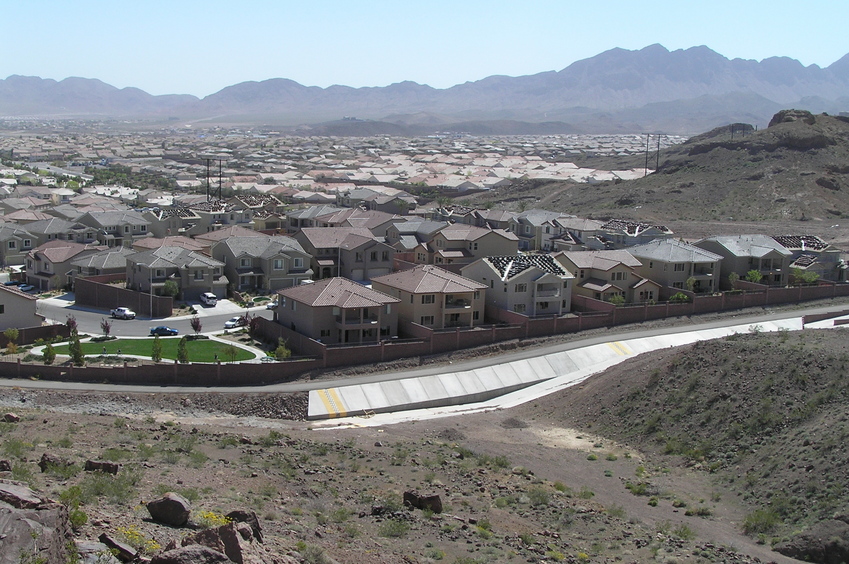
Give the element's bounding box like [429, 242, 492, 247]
[208, 235, 313, 291]
[628, 239, 723, 293]
[461, 254, 574, 316]
[275, 277, 400, 344]
[26, 240, 108, 291]
[694, 235, 792, 288]
[126, 246, 227, 301]
[0, 284, 43, 331]
[296, 227, 394, 281]
[555, 250, 660, 303]
[372, 264, 486, 329]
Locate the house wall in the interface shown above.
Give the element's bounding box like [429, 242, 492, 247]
[0, 291, 41, 331]
[74, 276, 173, 318]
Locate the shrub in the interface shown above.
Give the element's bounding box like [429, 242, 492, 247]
[378, 518, 410, 538]
[527, 486, 550, 506]
[742, 509, 780, 535]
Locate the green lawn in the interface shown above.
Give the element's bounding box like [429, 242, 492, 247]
[54, 338, 255, 363]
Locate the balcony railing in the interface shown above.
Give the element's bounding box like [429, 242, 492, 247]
[535, 287, 560, 297]
[335, 316, 379, 326]
[444, 298, 471, 309]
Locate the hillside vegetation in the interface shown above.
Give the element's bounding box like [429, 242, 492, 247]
[528, 328, 849, 560]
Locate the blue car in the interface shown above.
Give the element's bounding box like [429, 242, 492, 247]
[150, 326, 179, 336]
[3, 280, 22, 286]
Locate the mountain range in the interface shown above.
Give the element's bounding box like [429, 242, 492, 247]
[2, 44, 848, 134]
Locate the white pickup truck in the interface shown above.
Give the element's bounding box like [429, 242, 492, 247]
[110, 307, 136, 319]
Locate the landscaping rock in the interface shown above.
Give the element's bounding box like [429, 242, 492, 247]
[150, 545, 231, 564]
[403, 490, 443, 513]
[147, 492, 192, 527]
[38, 452, 73, 473]
[85, 460, 120, 474]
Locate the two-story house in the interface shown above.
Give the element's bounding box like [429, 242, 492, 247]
[421, 224, 519, 271]
[275, 277, 400, 345]
[628, 239, 723, 293]
[26, 240, 108, 291]
[296, 227, 394, 281]
[771, 235, 846, 282]
[76, 210, 152, 247]
[506, 209, 576, 251]
[585, 219, 674, 250]
[694, 235, 792, 288]
[555, 250, 660, 303]
[126, 246, 227, 301]
[0, 285, 43, 331]
[461, 254, 574, 316]
[372, 264, 487, 329]
[0, 223, 35, 267]
[208, 235, 313, 291]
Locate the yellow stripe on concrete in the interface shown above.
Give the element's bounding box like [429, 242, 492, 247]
[607, 341, 632, 356]
[316, 388, 348, 418]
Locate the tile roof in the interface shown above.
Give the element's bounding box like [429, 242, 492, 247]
[556, 250, 642, 271]
[278, 277, 399, 308]
[31, 240, 107, 263]
[697, 235, 791, 258]
[299, 227, 376, 249]
[628, 239, 722, 263]
[372, 264, 486, 293]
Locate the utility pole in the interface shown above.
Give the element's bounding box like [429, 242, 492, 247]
[644, 134, 650, 177]
[656, 135, 661, 170]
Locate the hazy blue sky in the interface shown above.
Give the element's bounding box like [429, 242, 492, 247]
[5, 0, 848, 97]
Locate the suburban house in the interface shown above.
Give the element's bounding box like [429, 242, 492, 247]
[141, 207, 203, 238]
[506, 209, 576, 251]
[0, 285, 43, 331]
[76, 210, 152, 247]
[694, 235, 792, 288]
[275, 277, 400, 344]
[71, 246, 134, 278]
[771, 235, 847, 282]
[314, 208, 401, 238]
[628, 239, 723, 293]
[26, 240, 108, 291]
[461, 254, 574, 316]
[0, 223, 35, 266]
[192, 225, 265, 255]
[296, 227, 394, 281]
[21, 217, 100, 247]
[385, 219, 449, 260]
[208, 235, 313, 291]
[126, 246, 227, 301]
[181, 200, 255, 236]
[417, 223, 519, 270]
[372, 264, 487, 329]
[585, 219, 674, 250]
[285, 204, 343, 232]
[555, 250, 660, 303]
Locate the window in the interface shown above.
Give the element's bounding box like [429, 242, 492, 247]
[473, 311, 479, 321]
[156, 269, 164, 278]
[539, 301, 549, 309]
[421, 295, 435, 304]
[293, 258, 303, 268]
[124, 226, 130, 233]
[513, 304, 526, 313]
[524, 225, 531, 234]
[417, 253, 426, 262]
[0, 305, 4, 314]
[469, 242, 478, 251]
[355, 252, 363, 262]
[194, 270, 203, 280]
[7, 241, 15, 249]
[673, 281, 684, 289]
[514, 283, 527, 292]
[579, 270, 585, 278]
[382, 251, 389, 261]
[23, 239, 31, 248]
[370, 251, 377, 261]
[240, 258, 250, 267]
[385, 304, 391, 314]
[420, 315, 434, 326]
[320, 329, 331, 337]
[674, 263, 685, 272]
[474, 291, 480, 299]
[436, 239, 443, 247]
[273, 259, 284, 270]
[292, 301, 297, 311]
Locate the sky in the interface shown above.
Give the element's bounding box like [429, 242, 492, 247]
[4, 0, 848, 98]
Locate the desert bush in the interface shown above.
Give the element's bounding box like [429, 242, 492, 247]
[742, 508, 780, 535]
[378, 518, 410, 538]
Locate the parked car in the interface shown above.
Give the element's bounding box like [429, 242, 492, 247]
[266, 300, 278, 309]
[199, 292, 218, 306]
[111, 307, 136, 319]
[224, 316, 247, 329]
[150, 326, 179, 336]
[3, 280, 22, 286]
[18, 284, 35, 292]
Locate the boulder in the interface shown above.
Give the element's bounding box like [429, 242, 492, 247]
[403, 490, 443, 513]
[85, 460, 120, 474]
[147, 492, 192, 527]
[0, 459, 11, 472]
[38, 452, 73, 473]
[226, 510, 263, 543]
[2, 412, 20, 423]
[75, 540, 122, 564]
[774, 519, 849, 564]
[98, 532, 138, 562]
[0, 484, 74, 564]
[150, 545, 231, 564]
[180, 521, 295, 564]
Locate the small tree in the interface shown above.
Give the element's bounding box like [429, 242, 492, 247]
[685, 276, 696, 292]
[162, 279, 179, 298]
[100, 317, 112, 339]
[608, 294, 625, 306]
[223, 344, 238, 364]
[3, 328, 19, 355]
[728, 271, 740, 288]
[151, 335, 163, 363]
[745, 269, 763, 284]
[274, 338, 292, 361]
[69, 331, 85, 366]
[190, 315, 202, 337]
[43, 342, 56, 365]
[66, 315, 78, 334]
[669, 292, 691, 304]
[176, 336, 189, 364]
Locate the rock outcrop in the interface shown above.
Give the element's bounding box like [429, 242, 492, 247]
[774, 519, 849, 564]
[147, 492, 192, 527]
[0, 482, 74, 564]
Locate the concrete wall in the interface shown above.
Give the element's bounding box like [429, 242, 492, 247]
[75, 276, 173, 318]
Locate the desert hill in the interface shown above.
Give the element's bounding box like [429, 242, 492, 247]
[464, 110, 849, 228]
[519, 328, 849, 562]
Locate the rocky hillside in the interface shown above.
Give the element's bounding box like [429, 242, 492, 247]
[524, 328, 849, 563]
[467, 110, 849, 225]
